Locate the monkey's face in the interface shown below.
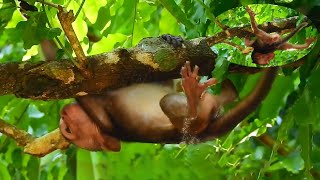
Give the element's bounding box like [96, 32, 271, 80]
[252, 52, 274, 65]
[59, 104, 121, 151]
[270, 33, 281, 44]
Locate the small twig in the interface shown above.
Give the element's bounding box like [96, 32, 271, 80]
[0, 118, 70, 157]
[205, 16, 301, 47]
[130, 0, 138, 47]
[74, 0, 86, 20]
[221, 40, 244, 51]
[221, 40, 254, 54]
[57, 6, 92, 78]
[36, 0, 59, 9]
[0, 118, 34, 146]
[215, 19, 229, 30]
[41, 3, 73, 60]
[257, 134, 290, 156]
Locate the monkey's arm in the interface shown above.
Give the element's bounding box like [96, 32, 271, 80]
[278, 37, 315, 50]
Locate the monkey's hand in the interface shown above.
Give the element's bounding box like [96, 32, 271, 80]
[161, 34, 184, 48]
[181, 61, 217, 117]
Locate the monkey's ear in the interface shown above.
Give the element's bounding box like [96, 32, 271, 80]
[99, 135, 121, 152]
[59, 118, 77, 140]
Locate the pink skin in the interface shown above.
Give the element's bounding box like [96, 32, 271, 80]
[180, 61, 217, 130]
[252, 52, 275, 65]
[60, 104, 121, 151]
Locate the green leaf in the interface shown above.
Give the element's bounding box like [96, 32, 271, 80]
[259, 75, 296, 119]
[266, 153, 304, 174]
[26, 156, 40, 180]
[15, 12, 61, 49]
[159, 0, 194, 29]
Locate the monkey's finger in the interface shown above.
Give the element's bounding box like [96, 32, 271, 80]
[204, 78, 218, 87]
[185, 61, 192, 76]
[192, 65, 199, 77]
[180, 66, 188, 78]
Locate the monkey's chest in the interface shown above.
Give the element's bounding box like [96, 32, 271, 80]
[253, 40, 277, 54]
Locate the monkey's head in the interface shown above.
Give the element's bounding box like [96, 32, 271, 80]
[59, 104, 121, 152]
[251, 52, 275, 65]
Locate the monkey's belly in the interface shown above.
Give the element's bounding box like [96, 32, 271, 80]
[107, 83, 178, 140]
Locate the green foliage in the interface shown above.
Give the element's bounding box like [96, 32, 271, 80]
[14, 11, 61, 49]
[0, 0, 320, 179]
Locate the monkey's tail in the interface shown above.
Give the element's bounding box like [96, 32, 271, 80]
[202, 67, 278, 138]
[276, 22, 308, 47]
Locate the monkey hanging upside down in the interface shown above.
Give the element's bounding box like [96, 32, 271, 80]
[59, 60, 238, 151]
[245, 6, 315, 65]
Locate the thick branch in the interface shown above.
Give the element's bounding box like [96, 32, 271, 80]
[0, 37, 215, 100]
[0, 15, 302, 100]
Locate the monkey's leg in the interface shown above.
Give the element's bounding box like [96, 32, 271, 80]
[278, 37, 315, 50]
[160, 62, 217, 135]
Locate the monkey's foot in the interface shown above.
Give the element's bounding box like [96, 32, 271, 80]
[180, 61, 217, 117]
[161, 34, 183, 48]
[306, 37, 316, 46]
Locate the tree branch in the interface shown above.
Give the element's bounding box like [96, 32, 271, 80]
[206, 16, 303, 46]
[0, 118, 69, 157]
[0, 37, 215, 99]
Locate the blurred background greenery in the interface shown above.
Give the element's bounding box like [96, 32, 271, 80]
[0, 0, 320, 179]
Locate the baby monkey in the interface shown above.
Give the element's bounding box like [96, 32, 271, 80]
[59, 61, 237, 151]
[245, 6, 315, 65]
